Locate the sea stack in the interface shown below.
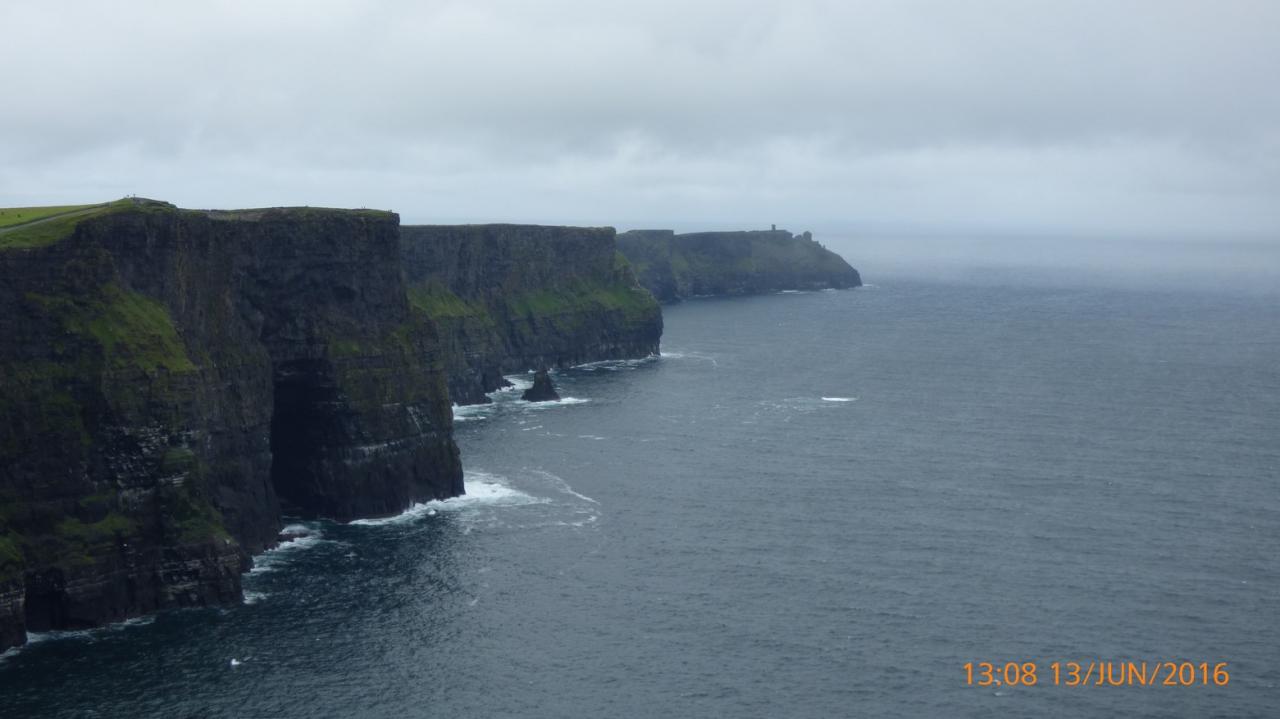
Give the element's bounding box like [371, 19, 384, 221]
[522, 368, 561, 402]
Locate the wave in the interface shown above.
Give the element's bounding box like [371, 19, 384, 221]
[452, 403, 495, 422]
[496, 375, 533, 393]
[521, 397, 590, 410]
[5, 614, 159, 657]
[249, 523, 332, 574]
[821, 397, 856, 402]
[347, 471, 546, 527]
[23, 629, 97, 646]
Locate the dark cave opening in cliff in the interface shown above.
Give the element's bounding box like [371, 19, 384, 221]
[22, 579, 71, 634]
[269, 358, 341, 518]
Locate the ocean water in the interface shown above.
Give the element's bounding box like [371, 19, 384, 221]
[2, 278, 1278, 718]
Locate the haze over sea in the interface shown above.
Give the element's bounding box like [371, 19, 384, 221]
[2, 259, 1278, 717]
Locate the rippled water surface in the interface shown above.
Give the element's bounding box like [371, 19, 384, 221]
[3, 279, 1278, 718]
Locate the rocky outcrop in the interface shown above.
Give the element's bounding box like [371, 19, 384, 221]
[0, 199, 461, 649]
[521, 368, 560, 402]
[400, 224, 663, 404]
[616, 228, 861, 302]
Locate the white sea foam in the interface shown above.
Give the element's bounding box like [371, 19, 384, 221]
[348, 471, 545, 526]
[24, 629, 95, 645]
[243, 591, 268, 605]
[249, 523, 330, 574]
[497, 376, 534, 393]
[578, 435, 606, 440]
[521, 397, 590, 410]
[821, 397, 856, 402]
[451, 402, 495, 422]
[17, 613, 157, 651]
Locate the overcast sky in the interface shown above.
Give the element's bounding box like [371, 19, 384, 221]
[3, 0, 1279, 254]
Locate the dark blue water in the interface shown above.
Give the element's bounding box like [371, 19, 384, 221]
[3, 279, 1278, 718]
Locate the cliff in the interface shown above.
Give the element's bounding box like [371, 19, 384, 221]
[0, 199, 461, 650]
[400, 224, 663, 404]
[616, 229, 861, 302]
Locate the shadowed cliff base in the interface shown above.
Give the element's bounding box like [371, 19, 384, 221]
[616, 228, 861, 302]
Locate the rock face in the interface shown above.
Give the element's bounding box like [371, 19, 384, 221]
[521, 369, 560, 402]
[0, 200, 461, 649]
[400, 224, 663, 404]
[616, 228, 861, 302]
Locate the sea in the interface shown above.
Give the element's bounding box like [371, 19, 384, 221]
[2, 275, 1278, 718]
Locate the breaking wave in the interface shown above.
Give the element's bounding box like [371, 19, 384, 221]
[347, 471, 545, 527]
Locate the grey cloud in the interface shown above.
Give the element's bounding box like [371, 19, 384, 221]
[2, 0, 1278, 263]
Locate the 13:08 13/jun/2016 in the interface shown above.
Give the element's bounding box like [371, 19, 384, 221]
[964, 661, 1230, 688]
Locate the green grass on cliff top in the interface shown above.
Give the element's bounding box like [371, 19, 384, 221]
[0, 199, 140, 250]
[204, 206, 397, 222]
[0, 204, 99, 228]
[0, 199, 396, 251]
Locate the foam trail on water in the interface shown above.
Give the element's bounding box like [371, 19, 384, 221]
[661, 349, 719, 367]
[821, 397, 856, 402]
[529, 469, 600, 504]
[572, 355, 657, 371]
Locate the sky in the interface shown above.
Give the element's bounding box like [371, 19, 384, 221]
[3, 0, 1279, 272]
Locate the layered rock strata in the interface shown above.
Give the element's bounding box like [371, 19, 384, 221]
[400, 224, 663, 404]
